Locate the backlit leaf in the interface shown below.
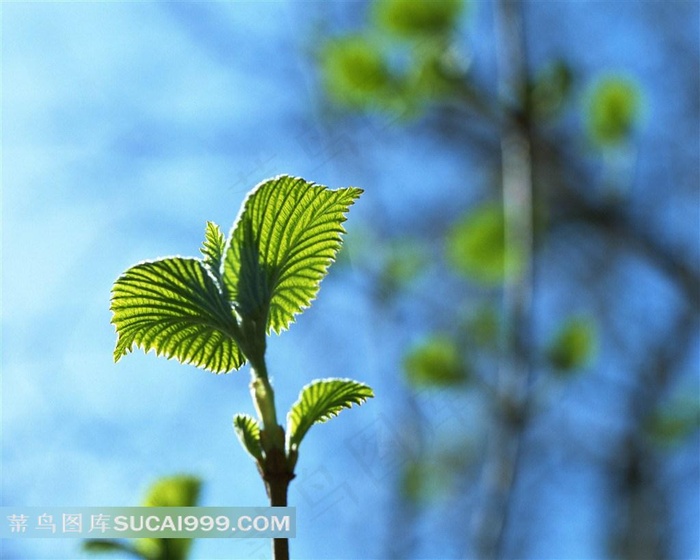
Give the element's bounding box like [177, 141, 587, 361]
[136, 475, 201, 560]
[233, 413, 264, 462]
[287, 378, 374, 451]
[223, 175, 362, 335]
[111, 257, 245, 374]
[200, 221, 226, 275]
[142, 475, 201, 508]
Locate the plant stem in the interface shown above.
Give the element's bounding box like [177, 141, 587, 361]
[249, 358, 294, 560]
[473, 1, 536, 558]
[267, 457, 291, 560]
[251, 367, 279, 431]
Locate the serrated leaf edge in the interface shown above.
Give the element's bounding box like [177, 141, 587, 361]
[286, 377, 374, 452]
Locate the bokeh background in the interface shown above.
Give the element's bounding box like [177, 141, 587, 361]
[2, 1, 698, 559]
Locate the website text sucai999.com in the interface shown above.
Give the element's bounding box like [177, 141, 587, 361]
[1, 507, 296, 539]
[113, 512, 291, 533]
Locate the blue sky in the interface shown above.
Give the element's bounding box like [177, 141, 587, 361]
[3, 2, 699, 560]
[2, 3, 390, 558]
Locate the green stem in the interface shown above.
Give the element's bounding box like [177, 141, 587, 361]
[250, 362, 279, 431]
[248, 357, 294, 560]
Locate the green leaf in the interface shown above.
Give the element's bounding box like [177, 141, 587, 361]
[136, 475, 202, 560]
[321, 35, 395, 110]
[403, 334, 468, 387]
[200, 221, 226, 274]
[446, 203, 523, 285]
[111, 257, 245, 374]
[373, 0, 465, 38]
[141, 475, 201, 508]
[83, 540, 142, 557]
[287, 378, 374, 451]
[547, 317, 597, 373]
[223, 175, 362, 336]
[233, 413, 264, 462]
[586, 76, 642, 147]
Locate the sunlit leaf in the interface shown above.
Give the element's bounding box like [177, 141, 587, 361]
[287, 378, 374, 451]
[142, 475, 201, 508]
[200, 221, 226, 275]
[446, 203, 522, 285]
[586, 76, 641, 146]
[547, 317, 597, 373]
[404, 334, 468, 387]
[233, 413, 264, 462]
[111, 258, 245, 374]
[135, 475, 202, 560]
[223, 175, 362, 336]
[374, 0, 465, 38]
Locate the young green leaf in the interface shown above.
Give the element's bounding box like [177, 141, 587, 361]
[141, 475, 201, 508]
[111, 257, 245, 374]
[200, 221, 226, 274]
[287, 378, 374, 452]
[233, 413, 264, 462]
[223, 175, 363, 335]
[135, 475, 202, 560]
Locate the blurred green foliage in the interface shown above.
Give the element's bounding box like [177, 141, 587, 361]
[84, 475, 201, 560]
[141, 475, 201, 508]
[547, 317, 597, 373]
[379, 239, 426, 294]
[320, 0, 468, 115]
[647, 394, 700, 447]
[316, 3, 660, 553]
[586, 76, 642, 147]
[446, 203, 523, 285]
[373, 0, 465, 39]
[401, 448, 469, 503]
[530, 60, 574, 120]
[321, 35, 396, 110]
[465, 305, 500, 348]
[135, 475, 201, 560]
[404, 334, 468, 387]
